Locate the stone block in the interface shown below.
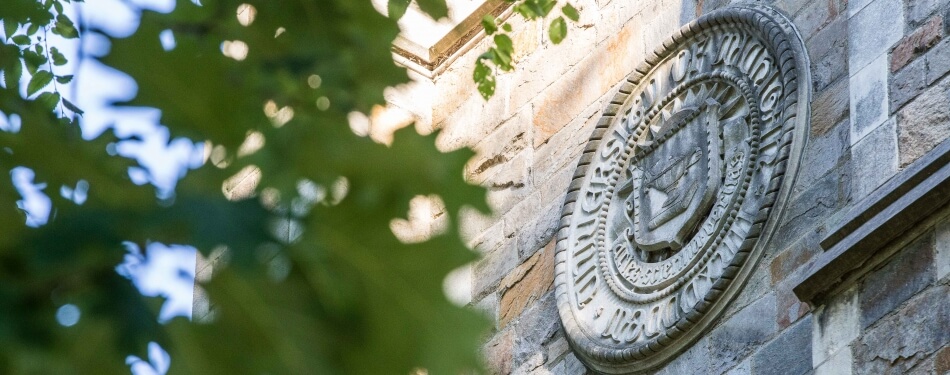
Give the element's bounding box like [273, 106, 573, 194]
[811, 77, 850, 137]
[792, 0, 840, 40]
[473, 241, 520, 301]
[434, 70, 514, 152]
[513, 292, 561, 368]
[936, 214, 950, 280]
[897, 78, 950, 167]
[925, 38, 950, 84]
[848, 0, 904, 74]
[476, 290, 500, 326]
[906, 0, 949, 27]
[888, 55, 927, 112]
[849, 54, 890, 144]
[936, 345, 950, 374]
[498, 241, 555, 328]
[890, 16, 943, 72]
[532, 95, 603, 186]
[850, 117, 898, 199]
[779, 164, 851, 246]
[465, 108, 532, 185]
[807, 15, 849, 91]
[516, 200, 561, 260]
[654, 336, 712, 375]
[795, 117, 849, 199]
[531, 59, 606, 148]
[554, 352, 586, 375]
[468, 219, 505, 255]
[483, 328, 515, 375]
[596, 13, 646, 100]
[485, 149, 533, 215]
[854, 285, 950, 374]
[770, 230, 822, 285]
[858, 230, 935, 328]
[813, 286, 860, 366]
[751, 316, 813, 375]
[776, 279, 812, 329]
[502, 191, 542, 240]
[708, 293, 778, 374]
[722, 357, 751, 375]
[815, 346, 853, 375]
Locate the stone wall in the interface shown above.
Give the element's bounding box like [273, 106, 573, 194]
[383, 0, 950, 373]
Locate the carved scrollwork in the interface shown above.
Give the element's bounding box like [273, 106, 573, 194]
[554, 5, 811, 373]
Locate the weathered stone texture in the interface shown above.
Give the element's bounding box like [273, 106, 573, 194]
[709, 293, 779, 374]
[896, 77, 950, 167]
[812, 286, 860, 366]
[498, 241, 555, 328]
[854, 285, 950, 375]
[890, 15, 943, 72]
[751, 316, 813, 375]
[807, 15, 849, 91]
[849, 54, 890, 144]
[858, 230, 935, 328]
[848, 0, 904, 73]
[851, 117, 898, 198]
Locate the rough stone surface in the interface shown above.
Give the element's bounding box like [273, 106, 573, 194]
[849, 54, 890, 144]
[854, 285, 950, 375]
[813, 286, 860, 366]
[808, 15, 849, 91]
[512, 293, 561, 368]
[709, 293, 779, 374]
[752, 316, 813, 375]
[850, 117, 898, 199]
[483, 328, 515, 375]
[811, 77, 851, 136]
[848, 0, 904, 73]
[897, 77, 950, 167]
[498, 241, 555, 328]
[859, 231, 935, 328]
[474, 241, 520, 301]
[890, 15, 943, 72]
[655, 337, 712, 375]
[795, 118, 849, 198]
[888, 55, 927, 112]
[936, 215, 950, 281]
[924, 38, 950, 84]
[815, 346, 853, 375]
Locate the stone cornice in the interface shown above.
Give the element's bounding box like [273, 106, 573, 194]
[793, 137, 950, 303]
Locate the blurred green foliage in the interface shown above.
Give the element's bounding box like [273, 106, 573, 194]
[0, 0, 496, 373]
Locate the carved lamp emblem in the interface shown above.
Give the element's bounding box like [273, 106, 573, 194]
[554, 5, 811, 373]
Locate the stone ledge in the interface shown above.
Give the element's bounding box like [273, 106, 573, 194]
[793, 136, 950, 302]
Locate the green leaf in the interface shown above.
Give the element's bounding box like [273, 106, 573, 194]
[493, 34, 513, 71]
[414, 0, 448, 19]
[36, 91, 60, 110]
[549, 16, 567, 44]
[12, 35, 30, 45]
[27, 23, 39, 36]
[4, 57, 22, 90]
[562, 3, 580, 22]
[62, 97, 83, 115]
[473, 59, 495, 99]
[51, 46, 66, 65]
[3, 21, 18, 41]
[54, 14, 78, 39]
[27, 70, 53, 96]
[502, 23, 512, 32]
[55, 74, 72, 84]
[537, 0, 556, 17]
[387, 0, 410, 20]
[481, 14, 497, 35]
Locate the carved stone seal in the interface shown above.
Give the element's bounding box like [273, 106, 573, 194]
[554, 5, 810, 373]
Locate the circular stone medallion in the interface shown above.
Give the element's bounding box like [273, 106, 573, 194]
[554, 5, 811, 373]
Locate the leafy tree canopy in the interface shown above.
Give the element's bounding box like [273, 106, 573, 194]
[0, 0, 575, 373]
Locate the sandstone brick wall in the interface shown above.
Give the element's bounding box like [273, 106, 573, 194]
[383, 0, 950, 373]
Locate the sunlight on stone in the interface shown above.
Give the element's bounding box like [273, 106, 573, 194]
[237, 130, 265, 157]
[390, 194, 447, 244]
[221, 40, 248, 61]
[442, 264, 472, 306]
[236, 4, 256, 26]
[369, 104, 414, 145]
[221, 165, 261, 201]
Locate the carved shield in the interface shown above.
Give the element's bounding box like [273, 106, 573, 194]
[630, 107, 722, 251]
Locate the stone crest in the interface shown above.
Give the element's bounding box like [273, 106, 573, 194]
[554, 5, 811, 373]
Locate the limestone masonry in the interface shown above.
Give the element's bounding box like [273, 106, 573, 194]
[383, 0, 950, 373]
